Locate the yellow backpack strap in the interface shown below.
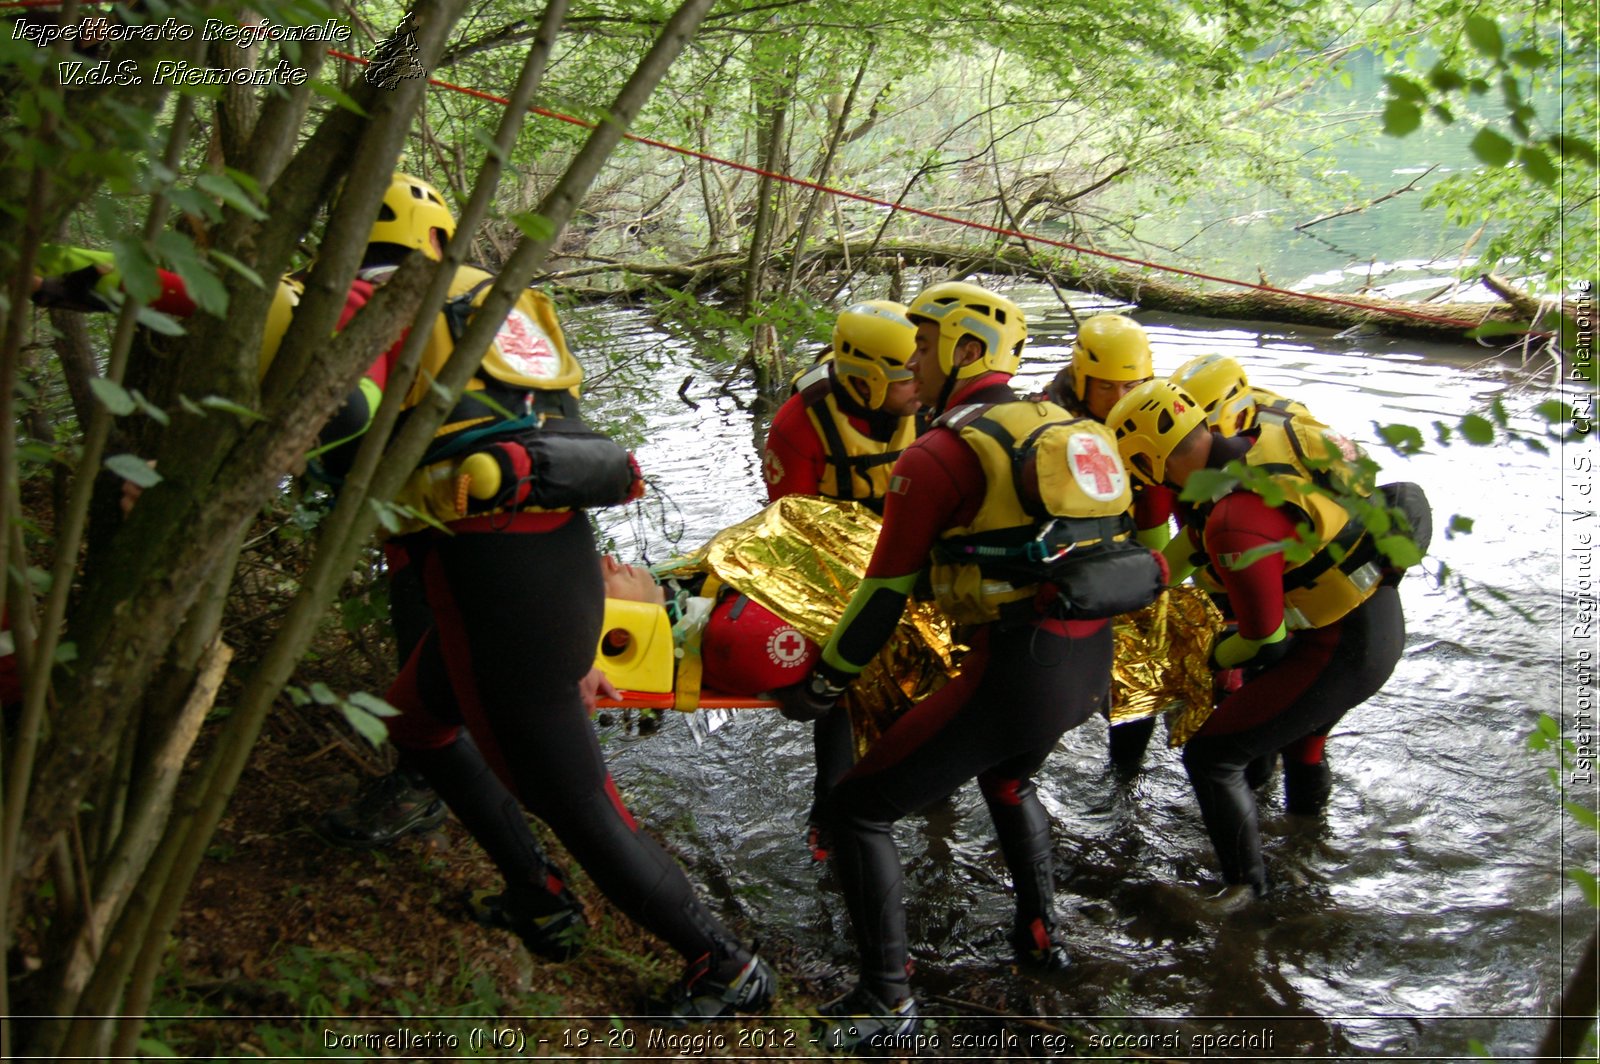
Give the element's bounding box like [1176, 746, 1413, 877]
[673, 574, 722, 712]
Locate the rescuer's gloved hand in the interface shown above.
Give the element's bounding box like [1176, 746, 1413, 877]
[775, 670, 846, 723]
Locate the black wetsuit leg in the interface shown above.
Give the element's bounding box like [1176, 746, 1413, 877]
[809, 704, 856, 824]
[1181, 587, 1405, 893]
[396, 517, 744, 964]
[823, 620, 1112, 1000]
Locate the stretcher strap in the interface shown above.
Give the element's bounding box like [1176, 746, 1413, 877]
[673, 574, 720, 712]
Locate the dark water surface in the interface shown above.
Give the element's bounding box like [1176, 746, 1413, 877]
[575, 291, 1579, 1059]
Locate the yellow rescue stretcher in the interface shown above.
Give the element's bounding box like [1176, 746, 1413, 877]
[591, 496, 1224, 747]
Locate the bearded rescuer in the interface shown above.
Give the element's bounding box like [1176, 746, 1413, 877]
[773, 282, 1164, 1050]
[1106, 379, 1412, 904]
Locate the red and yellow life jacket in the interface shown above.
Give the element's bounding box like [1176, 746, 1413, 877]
[793, 361, 916, 507]
[930, 401, 1145, 624]
[1201, 414, 1382, 630]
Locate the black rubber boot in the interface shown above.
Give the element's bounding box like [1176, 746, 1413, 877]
[1182, 743, 1268, 896]
[1244, 752, 1277, 791]
[1283, 757, 1334, 816]
[1108, 716, 1159, 773]
[982, 774, 1070, 971]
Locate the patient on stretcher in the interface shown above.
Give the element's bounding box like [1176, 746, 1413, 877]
[596, 554, 820, 702]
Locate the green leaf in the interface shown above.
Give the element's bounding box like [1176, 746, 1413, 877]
[1427, 63, 1466, 93]
[512, 211, 557, 243]
[340, 700, 391, 747]
[1470, 128, 1515, 167]
[1377, 534, 1423, 568]
[347, 690, 399, 717]
[308, 681, 338, 705]
[209, 250, 265, 289]
[196, 173, 269, 221]
[89, 377, 136, 416]
[54, 641, 77, 665]
[1519, 146, 1557, 187]
[111, 238, 161, 303]
[1448, 514, 1475, 536]
[1376, 422, 1425, 455]
[1508, 47, 1548, 69]
[369, 497, 402, 535]
[129, 389, 170, 426]
[104, 453, 161, 487]
[134, 307, 186, 337]
[1570, 868, 1600, 909]
[1180, 467, 1241, 503]
[135, 1038, 178, 1058]
[155, 231, 229, 316]
[1383, 74, 1426, 102]
[1464, 15, 1503, 59]
[1382, 98, 1422, 137]
[307, 78, 369, 117]
[1564, 800, 1599, 831]
[199, 395, 266, 422]
[1459, 414, 1495, 444]
[1552, 134, 1599, 168]
[1465, 319, 1531, 340]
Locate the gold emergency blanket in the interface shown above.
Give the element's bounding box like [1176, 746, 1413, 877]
[1108, 584, 1227, 746]
[666, 495, 1224, 750]
[686, 496, 964, 755]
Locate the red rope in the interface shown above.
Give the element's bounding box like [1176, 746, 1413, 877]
[0, 6, 1506, 331]
[320, 50, 1486, 331]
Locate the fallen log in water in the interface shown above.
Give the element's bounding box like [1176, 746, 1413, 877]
[541, 240, 1565, 347]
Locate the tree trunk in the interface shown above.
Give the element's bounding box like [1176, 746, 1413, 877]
[546, 239, 1542, 344]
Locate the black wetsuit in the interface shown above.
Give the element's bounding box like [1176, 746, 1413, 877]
[382, 513, 750, 964]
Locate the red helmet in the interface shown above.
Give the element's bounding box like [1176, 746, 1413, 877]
[701, 595, 819, 696]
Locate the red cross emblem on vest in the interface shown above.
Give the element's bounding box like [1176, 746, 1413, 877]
[1073, 436, 1120, 495]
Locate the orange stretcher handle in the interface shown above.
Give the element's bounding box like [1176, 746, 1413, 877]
[599, 689, 779, 711]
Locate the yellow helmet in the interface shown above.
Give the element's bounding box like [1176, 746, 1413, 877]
[832, 300, 916, 409]
[906, 281, 1027, 380]
[1070, 313, 1152, 400]
[368, 174, 456, 261]
[1171, 353, 1252, 433]
[1106, 379, 1208, 486]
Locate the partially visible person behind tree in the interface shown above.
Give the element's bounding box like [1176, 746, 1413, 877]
[1107, 378, 1418, 906]
[336, 174, 775, 1018]
[772, 281, 1163, 1051]
[37, 174, 778, 1018]
[32, 194, 455, 851]
[762, 300, 920, 862]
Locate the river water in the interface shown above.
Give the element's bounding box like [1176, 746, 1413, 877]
[569, 285, 1584, 1060]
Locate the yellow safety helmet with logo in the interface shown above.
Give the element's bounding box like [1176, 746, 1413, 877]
[1171, 353, 1250, 432]
[1106, 378, 1208, 487]
[832, 300, 916, 410]
[906, 281, 1027, 380]
[1070, 313, 1153, 401]
[367, 173, 456, 261]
